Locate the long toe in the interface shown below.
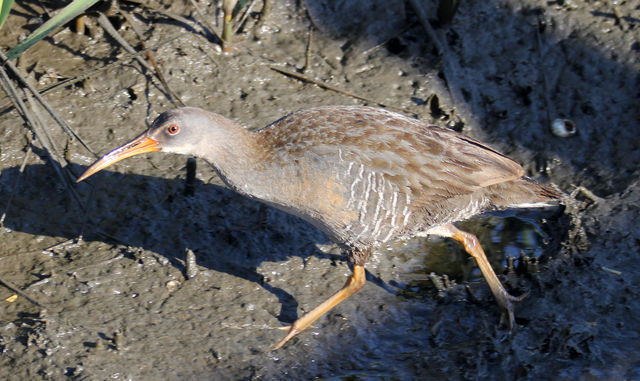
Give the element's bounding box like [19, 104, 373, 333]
[498, 290, 528, 329]
[272, 324, 303, 350]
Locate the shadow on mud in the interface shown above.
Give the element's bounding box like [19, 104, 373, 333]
[1, 155, 568, 325]
[1, 161, 415, 323]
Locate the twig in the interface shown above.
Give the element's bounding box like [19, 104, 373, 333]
[95, 13, 151, 66]
[234, 0, 258, 34]
[535, 16, 557, 134]
[143, 42, 185, 104]
[302, 25, 313, 73]
[0, 33, 186, 115]
[25, 91, 62, 157]
[570, 185, 603, 204]
[612, 6, 628, 31]
[408, 0, 481, 131]
[601, 266, 621, 276]
[362, 24, 416, 56]
[270, 66, 410, 114]
[24, 89, 85, 208]
[188, 0, 223, 44]
[0, 65, 84, 208]
[196, 44, 220, 68]
[96, 12, 181, 106]
[0, 236, 82, 261]
[0, 275, 45, 307]
[0, 50, 97, 157]
[65, 253, 125, 276]
[95, 229, 128, 246]
[255, 0, 272, 35]
[138, 1, 216, 41]
[118, 9, 185, 106]
[41, 237, 82, 256]
[184, 157, 197, 196]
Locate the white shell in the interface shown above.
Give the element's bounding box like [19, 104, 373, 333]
[551, 118, 576, 137]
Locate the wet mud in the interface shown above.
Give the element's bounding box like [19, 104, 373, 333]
[0, 0, 638, 379]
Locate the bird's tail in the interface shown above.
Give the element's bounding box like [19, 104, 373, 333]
[485, 177, 565, 212]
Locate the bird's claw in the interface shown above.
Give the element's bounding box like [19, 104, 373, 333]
[498, 290, 528, 330]
[507, 290, 529, 303]
[272, 325, 300, 350]
[272, 323, 317, 350]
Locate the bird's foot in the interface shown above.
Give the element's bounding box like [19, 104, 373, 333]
[497, 289, 529, 330]
[272, 321, 313, 350]
[270, 265, 367, 350]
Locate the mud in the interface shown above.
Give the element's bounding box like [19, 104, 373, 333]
[0, 0, 638, 379]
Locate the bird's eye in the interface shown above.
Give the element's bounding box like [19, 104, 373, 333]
[167, 124, 180, 135]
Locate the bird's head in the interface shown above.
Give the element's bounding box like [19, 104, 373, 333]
[76, 107, 221, 182]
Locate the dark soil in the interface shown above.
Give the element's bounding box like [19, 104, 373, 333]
[0, 0, 638, 379]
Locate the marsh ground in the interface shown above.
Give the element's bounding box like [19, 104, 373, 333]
[0, 0, 638, 379]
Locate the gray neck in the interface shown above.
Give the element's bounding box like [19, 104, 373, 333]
[188, 113, 264, 195]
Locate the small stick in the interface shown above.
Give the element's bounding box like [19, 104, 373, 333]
[601, 266, 621, 276]
[0, 33, 186, 115]
[118, 9, 185, 106]
[95, 13, 153, 70]
[255, 0, 272, 34]
[535, 16, 561, 135]
[270, 66, 410, 114]
[408, 0, 482, 131]
[0, 275, 44, 307]
[185, 248, 199, 279]
[612, 7, 628, 31]
[41, 237, 82, 256]
[64, 253, 124, 276]
[188, 0, 224, 44]
[570, 185, 603, 204]
[234, 0, 258, 34]
[25, 91, 62, 158]
[0, 66, 83, 208]
[302, 25, 313, 73]
[96, 12, 182, 106]
[23, 90, 85, 208]
[362, 24, 415, 56]
[0, 50, 97, 157]
[139, 2, 216, 41]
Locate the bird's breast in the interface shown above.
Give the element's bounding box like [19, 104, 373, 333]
[248, 158, 412, 247]
[337, 162, 413, 245]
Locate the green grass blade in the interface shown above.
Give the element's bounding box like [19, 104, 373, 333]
[0, 0, 15, 30]
[6, 0, 100, 60]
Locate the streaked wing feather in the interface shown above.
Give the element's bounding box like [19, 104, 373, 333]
[260, 106, 524, 203]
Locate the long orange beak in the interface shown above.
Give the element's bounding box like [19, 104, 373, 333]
[76, 134, 160, 182]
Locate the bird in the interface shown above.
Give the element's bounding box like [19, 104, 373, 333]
[76, 105, 561, 350]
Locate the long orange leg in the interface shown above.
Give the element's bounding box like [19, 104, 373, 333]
[272, 265, 366, 350]
[428, 223, 524, 328]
